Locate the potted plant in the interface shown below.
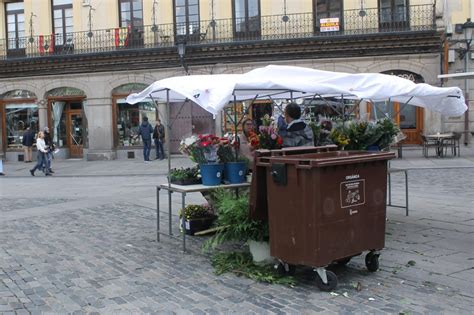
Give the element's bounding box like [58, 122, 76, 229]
[179, 204, 215, 235]
[217, 142, 248, 184]
[180, 134, 225, 186]
[169, 166, 201, 185]
[204, 190, 272, 264]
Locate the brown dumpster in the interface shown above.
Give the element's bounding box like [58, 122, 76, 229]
[249, 145, 337, 221]
[256, 150, 395, 291]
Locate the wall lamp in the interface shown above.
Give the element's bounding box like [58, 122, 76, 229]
[176, 37, 189, 75]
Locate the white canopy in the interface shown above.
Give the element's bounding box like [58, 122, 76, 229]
[126, 65, 467, 117]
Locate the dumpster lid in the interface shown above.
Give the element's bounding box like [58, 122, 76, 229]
[257, 151, 395, 168]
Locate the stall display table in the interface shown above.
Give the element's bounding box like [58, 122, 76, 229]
[156, 182, 251, 252]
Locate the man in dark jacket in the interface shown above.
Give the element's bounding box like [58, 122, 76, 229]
[281, 103, 314, 148]
[153, 119, 166, 160]
[22, 127, 35, 162]
[137, 116, 154, 162]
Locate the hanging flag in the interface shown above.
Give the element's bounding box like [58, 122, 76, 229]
[115, 26, 130, 47]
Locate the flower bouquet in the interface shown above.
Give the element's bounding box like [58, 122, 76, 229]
[180, 134, 225, 186]
[257, 114, 283, 150]
[179, 134, 222, 164]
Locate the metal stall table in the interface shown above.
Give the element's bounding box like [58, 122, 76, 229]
[156, 182, 250, 252]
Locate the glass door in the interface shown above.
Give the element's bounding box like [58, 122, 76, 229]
[119, 0, 144, 47]
[67, 110, 83, 158]
[233, 0, 261, 39]
[379, 0, 409, 31]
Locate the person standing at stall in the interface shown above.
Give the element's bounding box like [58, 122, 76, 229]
[30, 131, 51, 176]
[137, 116, 153, 162]
[281, 103, 313, 148]
[22, 126, 35, 163]
[153, 119, 166, 160]
[238, 118, 258, 167]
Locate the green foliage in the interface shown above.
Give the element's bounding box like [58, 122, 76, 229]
[309, 120, 333, 146]
[330, 118, 399, 150]
[211, 251, 296, 286]
[217, 144, 237, 163]
[179, 204, 213, 220]
[203, 189, 268, 251]
[169, 166, 200, 181]
[373, 118, 400, 150]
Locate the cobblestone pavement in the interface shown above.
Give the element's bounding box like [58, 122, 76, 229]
[0, 164, 473, 314]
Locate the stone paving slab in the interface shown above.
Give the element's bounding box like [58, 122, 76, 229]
[1, 161, 473, 313]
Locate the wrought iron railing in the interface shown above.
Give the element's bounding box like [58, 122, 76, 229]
[0, 4, 435, 60]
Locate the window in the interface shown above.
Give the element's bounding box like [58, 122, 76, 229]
[6, 2, 25, 51]
[314, 0, 343, 33]
[116, 99, 156, 146]
[119, 0, 144, 46]
[174, 0, 200, 37]
[119, 0, 143, 29]
[379, 0, 409, 30]
[52, 0, 73, 46]
[5, 103, 38, 149]
[232, 0, 261, 39]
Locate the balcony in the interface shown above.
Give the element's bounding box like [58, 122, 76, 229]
[0, 5, 435, 60]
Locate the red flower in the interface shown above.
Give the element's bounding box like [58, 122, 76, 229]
[276, 136, 283, 145]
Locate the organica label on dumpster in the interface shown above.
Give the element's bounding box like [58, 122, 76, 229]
[340, 179, 366, 208]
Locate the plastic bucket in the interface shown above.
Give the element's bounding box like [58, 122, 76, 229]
[199, 163, 224, 186]
[224, 162, 247, 183]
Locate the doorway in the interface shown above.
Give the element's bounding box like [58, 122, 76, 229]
[48, 100, 86, 158]
[67, 110, 84, 158]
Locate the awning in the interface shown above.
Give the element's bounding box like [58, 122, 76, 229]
[126, 65, 467, 117]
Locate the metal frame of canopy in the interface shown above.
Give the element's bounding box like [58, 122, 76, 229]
[127, 65, 467, 251]
[147, 87, 368, 251]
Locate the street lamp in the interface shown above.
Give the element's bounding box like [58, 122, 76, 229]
[176, 38, 189, 75]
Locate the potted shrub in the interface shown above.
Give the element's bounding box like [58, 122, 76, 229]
[169, 166, 201, 185]
[217, 142, 248, 184]
[204, 190, 272, 264]
[179, 204, 215, 235]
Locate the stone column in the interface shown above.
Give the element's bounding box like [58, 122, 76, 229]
[37, 100, 48, 131]
[84, 98, 117, 160]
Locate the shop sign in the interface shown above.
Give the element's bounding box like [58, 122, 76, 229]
[320, 18, 340, 32]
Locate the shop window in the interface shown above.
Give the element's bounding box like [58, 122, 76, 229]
[51, 101, 67, 147]
[5, 103, 38, 149]
[116, 99, 156, 146]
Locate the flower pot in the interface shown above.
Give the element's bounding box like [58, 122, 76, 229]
[224, 161, 247, 184]
[170, 178, 201, 185]
[248, 240, 274, 265]
[181, 216, 215, 235]
[199, 163, 224, 186]
[367, 145, 380, 152]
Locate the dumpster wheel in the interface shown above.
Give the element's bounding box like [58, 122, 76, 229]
[315, 269, 338, 291]
[275, 262, 296, 276]
[365, 252, 380, 272]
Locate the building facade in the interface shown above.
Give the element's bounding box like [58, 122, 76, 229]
[0, 0, 472, 161]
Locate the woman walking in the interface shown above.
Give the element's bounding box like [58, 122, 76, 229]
[30, 131, 51, 176]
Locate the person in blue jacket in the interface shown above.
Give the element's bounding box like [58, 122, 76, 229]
[137, 116, 154, 162]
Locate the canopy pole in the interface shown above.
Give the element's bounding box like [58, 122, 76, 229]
[233, 94, 238, 160]
[166, 89, 173, 237]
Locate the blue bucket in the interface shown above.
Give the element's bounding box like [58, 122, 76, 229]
[367, 145, 380, 152]
[199, 163, 224, 186]
[224, 162, 247, 184]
